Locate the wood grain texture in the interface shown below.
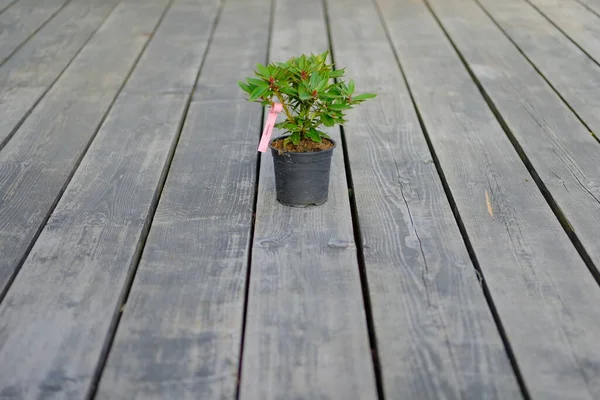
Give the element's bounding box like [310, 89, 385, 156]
[476, 0, 600, 140]
[378, 0, 600, 398]
[54, 0, 170, 94]
[97, 101, 262, 400]
[122, 0, 220, 94]
[0, 93, 187, 399]
[527, 0, 600, 66]
[429, 0, 600, 325]
[193, 0, 272, 101]
[577, 0, 600, 15]
[0, 0, 69, 65]
[239, 1, 378, 399]
[0, 1, 169, 296]
[96, 1, 267, 399]
[326, 0, 521, 399]
[0, 0, 119, 147]
[0, 86, 44, 147]
[0, 0, 17, 15]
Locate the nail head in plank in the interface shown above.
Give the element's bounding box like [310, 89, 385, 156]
[378, 0, 600, 398]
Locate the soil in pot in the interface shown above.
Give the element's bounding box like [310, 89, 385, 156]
[271, 137, 334, 153]
[269, 136, 336, 207]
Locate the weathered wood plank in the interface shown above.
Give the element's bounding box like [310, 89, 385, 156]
[122, 0, 220, 94]
[577, 0, 600, 15]
[0, 92, 188, 399]
[97, 102, 262, 400]
[238, 1, 378, 399]
[0, 1, 170, 297]
[0, 0, 119, 147]
[0, 86, 43, 147]
[0, 0, 17, 15]
[527, 0, 600, 67]
[95, 1, 266, 399]
[193, 0, 272, 101]
[326, 0, 522, 398]
[429, 0, 600, 321]
[477, 0, 600, 140]
[377, 0, 600, 398]
[0, 0, 69, 66]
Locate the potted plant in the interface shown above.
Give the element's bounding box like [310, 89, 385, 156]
[238, 50, 376, 207]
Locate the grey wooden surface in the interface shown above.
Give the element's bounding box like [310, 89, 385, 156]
[428, 0, 600, 315]
[239, 0, 378, 399]
[327, 0, 521, 398]
[96, 0, 267, 398]
[379, 0, 600, 398]
[0, 93, 187, 399]
[1, 0, 600, 398]
[0, 0, 169, 296]
[0, 0, 119, 147]
[0, 0, 17, 15]
[528, 0, 600, 66]
[0, 0, 69, 66]
[122, 0, 220, 94]
[477, 0, 600, 142]
[0, 0, 227, 397]
[578, 0, 600, 15]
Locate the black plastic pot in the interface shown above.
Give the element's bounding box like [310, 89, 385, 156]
[269, 136, 336, 207]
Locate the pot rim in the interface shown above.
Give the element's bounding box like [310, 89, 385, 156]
[268, 135, 337, 155]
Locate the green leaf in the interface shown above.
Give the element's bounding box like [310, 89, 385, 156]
[329, 103, 352, 111]
[348, 79, 355, 95]
[256, 63, 270, 78]
[320, 92, 342, 100]
[307, 128, 322, 142]
[249, 85, 269, 101]
[316, 77, 328, 92]
[290, 131, 301, 145]
[238, 81, 253, 94]
[318, 50, 329, 62]
[298, 84, 311, 101]
[276, 122, 299, 131]
[309, 72, 320, 90]
[352, 93, 377, 101]
[279, 86, 296, 96]
[330, 69, 345, 78]
[321, 114, 335, 127]
[247, 77, 268, 87]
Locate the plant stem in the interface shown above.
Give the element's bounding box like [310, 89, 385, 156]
[272, 90, 294, 122]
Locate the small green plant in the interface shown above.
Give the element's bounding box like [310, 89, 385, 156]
[238, 50, 376, 147]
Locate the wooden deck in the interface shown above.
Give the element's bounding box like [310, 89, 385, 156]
[1, 0, 600, 398]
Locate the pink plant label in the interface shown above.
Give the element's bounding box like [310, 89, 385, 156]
[258, 103, 283, 152]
